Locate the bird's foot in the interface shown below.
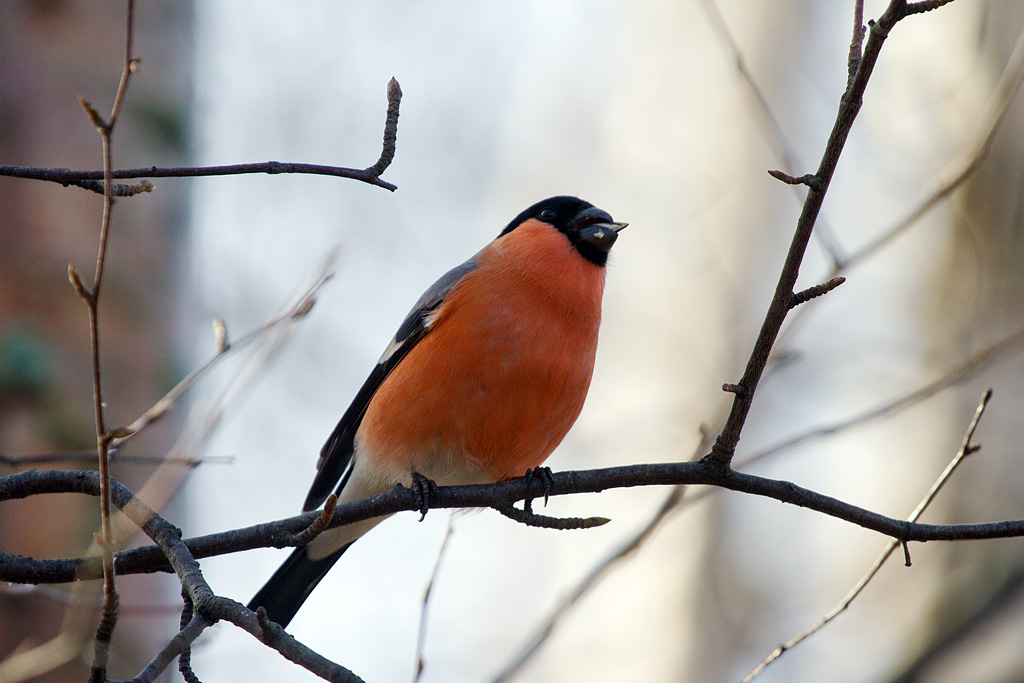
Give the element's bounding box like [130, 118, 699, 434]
[410, 471, 438, 521]
[524, 466, 554, 512]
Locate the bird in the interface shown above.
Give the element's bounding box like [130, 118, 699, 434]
[248, 195, 626, 628]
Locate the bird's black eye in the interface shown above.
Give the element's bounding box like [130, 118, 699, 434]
[539, 208, 557, 222]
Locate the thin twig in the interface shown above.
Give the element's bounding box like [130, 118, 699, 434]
[276, 495, 338, 548]
[501, 4, 990, 677]
[2, 467, 363, 683]
[494, 504, 610, 530]
[708, 0, 959, 466]
[75, 4, 136, 679]
[0, 450, 233, 467]
[413, 517, 454, 683]
[0, 78, 404, 194]
[789, 276, 845, 308]
[843, 23, 1024, 271]
[491, 487, 686, 683]
[111, 255, 335, 448]
[700, 0, 845, 266]
[848, 0, 866, 88]
[365, 77, 402, 178]
[740, 389, 993, 682]
[0, 161, 398, 192]
[177, 589, 204, 683]
[490, 414, 723, 682]
[492, 317, 1023, 681]
[131, 612, 208, 683]
[770, 22, 1024, 358]
[767, 170, 825, 191]
[745, 324, 1024, 465]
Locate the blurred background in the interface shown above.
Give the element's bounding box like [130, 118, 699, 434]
[1, 1, 1023, 682]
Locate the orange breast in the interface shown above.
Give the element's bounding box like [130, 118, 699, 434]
[356, 219, 607, 483]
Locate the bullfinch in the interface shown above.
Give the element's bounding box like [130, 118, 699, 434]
[248, 195, 626, 627]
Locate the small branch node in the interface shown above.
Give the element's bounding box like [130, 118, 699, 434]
[291, 294, 317, 320]
[703, 444, 736, 470]
[105, 426, 136, 441]
[789, 276, 846, 309]
[78, 95, 108, 132]
[68, 263, 94, 301]
[114, 178, 153, 196]
[868, 18, 890, 38]
[63, 178, 153, 196]
[902, 541, 912, 567]
[92, 531, 112, 553]
[212, 317, 229, 352]
[722, 383, 748, 398]
[767, 169, 825, 191]
[254, 606, 279, 639]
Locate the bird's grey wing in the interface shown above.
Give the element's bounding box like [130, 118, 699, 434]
[302, 258, 479, 511]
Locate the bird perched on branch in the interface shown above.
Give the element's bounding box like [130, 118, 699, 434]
[248, 196, 626, 627]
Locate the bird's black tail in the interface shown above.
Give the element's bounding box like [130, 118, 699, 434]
[247, 542, 352, 628]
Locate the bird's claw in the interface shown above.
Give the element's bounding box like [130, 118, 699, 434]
[410, 471, 438, 521]
[524, 467, 554, 512]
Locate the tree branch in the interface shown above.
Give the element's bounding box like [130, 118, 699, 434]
[3, 461, 1023, 589]
[741, 389, 993, 681]
[74, 4, 139, 678]
[0, 77, 404, 195]
[708, 0, 939, 466]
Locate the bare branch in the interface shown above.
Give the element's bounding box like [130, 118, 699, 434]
[414, 517, 454, 683]
[745, 324, 1024, 465]
[4, 460, 1024, 589]
[0, 77, 404, 196]
[491, 486, 687, 683]
[77, 4, 139, 679]
[741, 389, 993, 682]
[0, 160, 399, 192]
[707, 0, 925, 467]
[700, 0, 845, 265]
[844, 24, 1024, 270]
[133, 613, 208, 683]
[0, 450, 233, 468]
[111, 255, 336, 448]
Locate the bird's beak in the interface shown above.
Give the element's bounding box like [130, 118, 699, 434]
[578, 221, 627, 253]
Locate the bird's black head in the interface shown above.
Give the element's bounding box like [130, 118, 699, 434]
[499, 196, 627, 267]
